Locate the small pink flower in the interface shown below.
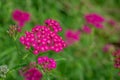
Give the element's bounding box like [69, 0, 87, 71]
[108, 19, 116, 26]
[38, 56, 56, 71]
[113, 49, 120, 57]
[85, 13, 104, 28]
[102, 44, 111, 52]
[114, 57, 120, 69]
[23, 68, 42, 80]
[65, 29, 80, 45]
[112, 50, 120, 70]
[82, 25, 91, 34]
[12, 9, 30, 31]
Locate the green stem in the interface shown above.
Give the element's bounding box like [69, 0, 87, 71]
[14, 39, 21, 56]
[22, 53, 30, 60]
[46, 72, 50, 80]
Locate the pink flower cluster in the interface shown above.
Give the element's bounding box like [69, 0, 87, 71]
[23, 68, 42, 80]
[108, 19, 116, 26]
[102, 44, 111, 52]
[65, 29, 80, 45]
[45, 19, 62, 33]
[19, 62, 42, 80]
[113, 50, 120, 69]
[114, 57, 120, 68]
[85, 13, 104, 28]
[82, 25, 91, 34]
[38, 56, 56, 70]
[20, 19, 66, 55]
[12, 9, 30, 31]
[113, 50, 120, 57]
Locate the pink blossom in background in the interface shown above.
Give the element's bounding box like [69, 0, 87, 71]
[82, 25, 91, 34]
[12, 9, 30, 31]
[65, 29, 80, 45]
[23, 68, 42, 80]
[108, 19, 116, 26]
[85, 13, 104, 28]
[114, 57, 120, 69]
[113, 50, 120, 69]
[102, 44, 112, 52]
[113, 49, 120, 57]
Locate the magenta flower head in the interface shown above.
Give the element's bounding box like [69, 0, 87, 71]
[19, 62, 42, 80]
[12, 9, 30, 31]
[65, 29, 80, 45]
[19, 62, 37, 76]
[114, 57, 120, 69]
[23, 68, 42, 80]
[102, 44, 112, 52]
[113, 49, 120, 57]
[84, 13, 104, 28]
[82, 25, 91, 34]
[112, 50, 120, 69]
[20, 19, 66, 55]
[108, 19, 116, 26]
[38, 56, 56, 71]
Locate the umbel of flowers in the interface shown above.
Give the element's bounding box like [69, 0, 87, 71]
[20, 19, 66, 55]
[113, 50, 120, 68]
[65, 29, 81, 45]
[12, 9, 30, 32]
[84, 13, 105, 28]
[19, 62, 43, 80]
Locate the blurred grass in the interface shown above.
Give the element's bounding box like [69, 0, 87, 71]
[0, 0, 120, 80]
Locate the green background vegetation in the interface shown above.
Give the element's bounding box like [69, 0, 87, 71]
[0, 0, 120, 80]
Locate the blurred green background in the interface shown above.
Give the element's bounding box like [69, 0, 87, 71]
[0, 0, 120, 80]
